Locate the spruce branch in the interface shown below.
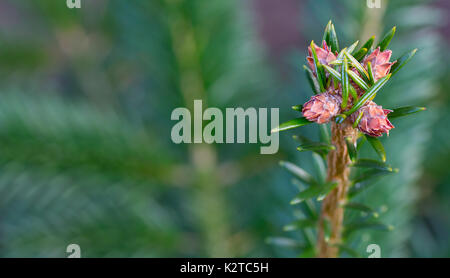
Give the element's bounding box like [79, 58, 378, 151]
[272, 20, 424, 258]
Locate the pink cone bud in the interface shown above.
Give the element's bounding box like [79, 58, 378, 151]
[363, 47, 396, 81]
[302, 92, 341, 124]
[307, 41, 337, 75]
[354, 101, 394, 137]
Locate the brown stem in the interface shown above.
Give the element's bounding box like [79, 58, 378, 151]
[316, 121, 358, 257]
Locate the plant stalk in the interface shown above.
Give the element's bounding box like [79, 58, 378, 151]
[316, 121, 358, 257]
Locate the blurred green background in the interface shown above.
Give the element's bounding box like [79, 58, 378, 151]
[0, 0, 448, 257]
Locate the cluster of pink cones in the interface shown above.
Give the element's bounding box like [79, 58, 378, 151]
[302, 41, 396, 136]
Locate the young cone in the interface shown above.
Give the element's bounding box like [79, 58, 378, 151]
[352, 101, 394, 137]
[362, 47, 396, 82]
[307, 41, 337, 75]
[302, 91, 342, 124]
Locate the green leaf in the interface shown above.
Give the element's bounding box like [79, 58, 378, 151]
[292, 134, 313, 144]
[329, 23, 339, 53]
[335, 47, 347, 61]
[265, 237, 305, 249]
[360, 35, 375, 52]
[344, 51, 370, 82]
[292, 104, 303, 112]
[271, 117, 312, 133]
[328, 60, 344, 66]
[356, 134, 366, 151]
[283, 219, 317, 231]
[301, 197, 318, 220]
[347, 69, 370, 91]
[349, 158, 393, 171]
[310, 40, 326, 92]
[345, 137, 357, 162]
[344, 202, 379, 218]
[333, 74, 340, 89]
[349, 168, 396, 198]
[319, 123, 331, 144]
[349, 85, 358, 102]
[312, 153, 326, 184]
[366, 135, 386, 162]
[367, 61, 375, 85]
[303, 65, 321, 94]
[290, 182, 337, 204]
[352, 168, 395, 184]
[352, 110, 364, 128]
[317, 64, 327, 90]
[322, 20, 332, 46]
[344, 221, 394, 237]
[291, 179, 318, 219]
[390, 49, 418, 77]
[322, 64, 341, 81]
[345, 74, 391, 116]
[326, 72, 332, 88]
[341, 55, 349, 109]
[280, 161, 317, 185]
[353, 47, 368, 61]
[330, 47, 357, 66]
[292, 135, 330, 157]
[315, 182, 338, 201]
[297, 142, 335, 153]
[388, 106, 426, 119]
[377, 26, 396, 51]
[347, 40, 359, 55]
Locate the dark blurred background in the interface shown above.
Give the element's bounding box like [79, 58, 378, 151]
[0, 0, 448, 257]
